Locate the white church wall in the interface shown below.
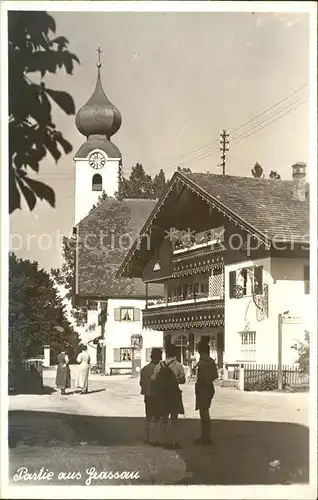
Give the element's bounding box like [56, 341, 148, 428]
[74, 152, 120, 225]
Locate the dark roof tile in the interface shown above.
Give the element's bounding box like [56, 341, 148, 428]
[183, 173, 309, 242]
[76, 198, 163, 298]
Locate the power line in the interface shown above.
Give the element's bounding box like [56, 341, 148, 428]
[173, 84, 307, 164]
[178, 98, 307, 168]
[232, 99, 307, 147]
[179, 96, 306, 166]
[231, 96, 307, 143]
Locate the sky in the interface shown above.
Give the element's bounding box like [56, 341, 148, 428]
[9, 9, 310, 271]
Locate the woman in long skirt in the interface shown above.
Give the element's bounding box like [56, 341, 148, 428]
[76, 345, 91, 394]
[55, 348, 71, 395]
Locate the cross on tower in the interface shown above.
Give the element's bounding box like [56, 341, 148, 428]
[97, 47, 102, 67]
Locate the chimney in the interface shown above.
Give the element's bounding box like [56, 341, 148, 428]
[292, 162, 307, 201]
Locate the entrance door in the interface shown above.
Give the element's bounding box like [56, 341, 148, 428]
[174, 334, 188, 365]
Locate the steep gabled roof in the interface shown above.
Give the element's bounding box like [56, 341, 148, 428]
[75, 198, 163, 298]
[118, 171, 309, 277]
[183, 172, 309, 241]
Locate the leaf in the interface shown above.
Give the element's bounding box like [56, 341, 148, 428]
[50, 36, 69, 50]
[23, 176, 55, 208]
[43, 133, 62, 162]
[54, 133, 73, 154]
[46, 88, 75, 115]
[17, 177, 37, 211]
[9, 165, 21, 213]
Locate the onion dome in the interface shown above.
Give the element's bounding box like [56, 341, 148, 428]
[75, 64, 122, 139]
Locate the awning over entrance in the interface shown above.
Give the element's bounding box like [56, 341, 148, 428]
[143, 299, 224, 330]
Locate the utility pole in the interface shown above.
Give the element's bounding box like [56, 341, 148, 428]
[219, 129, 230, 175]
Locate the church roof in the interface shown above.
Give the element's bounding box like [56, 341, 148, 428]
[75, 66, 122, 139]
[75, 60, 122, 160]
[74, 135, 121, 159]
[75, 198, 163, 299]
[118, 170, 309, 277]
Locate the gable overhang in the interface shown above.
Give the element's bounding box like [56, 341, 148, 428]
[117, 171, 272, 279]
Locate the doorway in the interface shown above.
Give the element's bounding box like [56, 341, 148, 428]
[174, 334, 188, 365]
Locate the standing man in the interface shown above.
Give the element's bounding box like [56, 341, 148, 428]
[194, 340, 219, 445]
[139, 348, 162, 445]
[152, 344, 185, 449]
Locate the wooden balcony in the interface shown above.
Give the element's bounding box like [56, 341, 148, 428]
[143, 297, 224, 331]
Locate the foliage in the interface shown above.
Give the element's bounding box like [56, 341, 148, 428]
[291, 331, 310, 374]
[9, 11, 79, 213]
[120, 163, 169, 199]
[152, 169, 168, 198]
[177, 166, 192, 173]
[120, 163, 156, 199]
[251, 162, 281, 179]
[77, 198, 138, 297]
[89, 190, 108, 213]
[245, 375, 279, 392]
[269, 170, 281, 179]
[9, 253, 80, 363]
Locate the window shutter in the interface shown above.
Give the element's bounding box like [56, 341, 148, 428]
[113, 348, 120, 362]
[229, 271, 236, 298]
[114, 308, 121, 321]
[145, 348, 152, 362]
[133, 308, 141, 321]
[254, 266, 263, 294]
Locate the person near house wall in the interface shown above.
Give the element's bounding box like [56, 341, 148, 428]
[76, 345, 91, 394]
[195, 340, 219, 445]
[55, 347, 71, 395]
[151, 344, 185, 449]
[139, 348, 162, 445]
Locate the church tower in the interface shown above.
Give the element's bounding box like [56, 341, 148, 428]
[74, 50, 122, 225]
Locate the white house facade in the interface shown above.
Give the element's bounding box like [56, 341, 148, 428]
[224, 256, 310, 366]
[118, 164, 310, 369]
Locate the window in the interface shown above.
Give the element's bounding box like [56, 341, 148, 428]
[304, 266, 310, 294]
[120, 308, 134, 321]
[113, 348, 132, 362]
[239, 331, 256, 361]
[92, 173, 103, 191]
[175, 335, 188, 347]
[114, 308, 141, 321]
[229, 266, 263, 298]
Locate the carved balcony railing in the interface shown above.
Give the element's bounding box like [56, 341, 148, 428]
[143, 298, 224, 330]
[146, 273, 224, 309]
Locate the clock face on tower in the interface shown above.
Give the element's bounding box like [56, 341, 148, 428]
[88, 152, 106, 170]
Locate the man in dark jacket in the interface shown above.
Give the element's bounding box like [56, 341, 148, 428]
[194, 340, 218, 445]
[140, 348, 162, 445]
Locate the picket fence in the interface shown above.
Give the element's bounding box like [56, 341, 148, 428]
[243, 363, 309, 391]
